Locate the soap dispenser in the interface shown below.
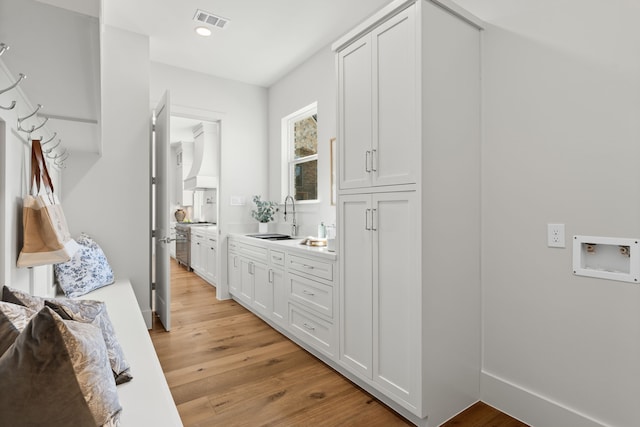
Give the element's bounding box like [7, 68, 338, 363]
[318, 222, 326, 239]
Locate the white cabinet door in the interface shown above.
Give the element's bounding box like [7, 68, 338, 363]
[207, 243, 217, 284]
[372, 191, 418, 406]
[270, 267, 286, 326]
[338, 36, 372, 191]
[190, 235, 201, 272]
[252, 261, 271, 317]
[338, 6, 416, 191]
[339, 194, 373, 378]
[228, 252, 240, 296]
[239, 258, 254, 305]
[372, 8, 417, 187]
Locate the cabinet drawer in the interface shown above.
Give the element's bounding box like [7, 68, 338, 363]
[289, 273, 333, 318]
[287, 254, 333, 281]
[270, 250, 285, 266]
[239, 243, 268, 263]
[289, 304, 334, 356]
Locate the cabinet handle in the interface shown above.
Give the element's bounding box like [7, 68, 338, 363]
[273, 256, 283, 261]
[233, 256, 238, 268]
[365, 208, 371, 231]
[249, 262, 254, 275]
[269, 269, 273, 283]
[371, 149, 377, 172]
[302, 289, 315, 296]
[365, 150, 371, 173]
[303, 323, 315, 332]
[302, 264, 314, 270]
[372, 208, 377, 231]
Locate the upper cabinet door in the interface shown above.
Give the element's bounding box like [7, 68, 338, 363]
[372, 6, 417, 187]
[338, 5, 418, 191]
[338, 36, 373, 191]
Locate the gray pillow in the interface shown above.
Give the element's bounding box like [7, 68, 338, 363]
[0, 301, 36, 356]
[46, 298, 133, 385]
[0, 307, 121, 426]
[1, 285, 132, 385]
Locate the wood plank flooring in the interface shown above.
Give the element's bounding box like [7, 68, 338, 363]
[149, 259, 528, 427]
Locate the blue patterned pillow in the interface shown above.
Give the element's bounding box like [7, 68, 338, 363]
[54, 234, 114, 298]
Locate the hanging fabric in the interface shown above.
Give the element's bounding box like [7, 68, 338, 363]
[17, 140, 79, 268]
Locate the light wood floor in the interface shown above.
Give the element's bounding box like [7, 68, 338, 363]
[149, 259, 528, 427]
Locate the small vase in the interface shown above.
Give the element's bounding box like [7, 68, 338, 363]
[259, 222, 268, 234]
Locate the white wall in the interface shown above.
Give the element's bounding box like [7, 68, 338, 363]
[62, 25, 152, 323]
[480, 2, 640, 426]
[0, 60, 59, 295]
[150, 61, 268, 298]
[267, 46, 337, 236]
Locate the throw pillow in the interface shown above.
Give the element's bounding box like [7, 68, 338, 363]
[54, 233, 115, 298]
[0, 301, 36, 356]
[0, 307, 121, 426]
[1, 285, 132, 385]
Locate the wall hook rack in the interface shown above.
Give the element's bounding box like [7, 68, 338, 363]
[40, 132, 57, 145]
[0, 43, 8, 57]
[43, 139, 61, 153]
[17, 104, 49, 134]
[18, 103, 42, 123]
[0, 100, 16, 110]
[0, 73, 26, 96]
[47, 148, 67, 160]
[18, 116, 48, 134]
[54, 152, 69, 164]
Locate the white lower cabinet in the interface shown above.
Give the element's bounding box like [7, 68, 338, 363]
[269, 250, 287, 326]
[286, 253, 337, 358]
[205, 236, 217, 284]
[228, 239, 240, 296]
[226, 236, 337, 357]
[192, 228, 217, 287]
[339, 191, 419, 408]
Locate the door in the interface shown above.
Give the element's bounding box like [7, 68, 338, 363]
[373, 191, 418, 405]
[239, 258, 254, 305]
[339, 193, 373, 378]
[153, 91, 171, 331]
[338, 36, 372, 190]
[372, 7, 417, 187]
[252, 261, 271, 317]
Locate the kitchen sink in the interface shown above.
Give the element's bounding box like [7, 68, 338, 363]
[247, 233, 295, 241]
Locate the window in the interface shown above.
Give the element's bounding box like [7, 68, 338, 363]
[282, 102, 318, 202]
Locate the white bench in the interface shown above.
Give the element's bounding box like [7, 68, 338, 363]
[79, 280, 183, 427]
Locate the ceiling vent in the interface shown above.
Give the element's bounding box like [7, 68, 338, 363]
[193, 9, 229, 29]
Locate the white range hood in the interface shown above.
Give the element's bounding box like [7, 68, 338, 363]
[184, 122, 219, 190]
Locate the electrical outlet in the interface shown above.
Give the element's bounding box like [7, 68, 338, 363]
[547, 224, 565, 248]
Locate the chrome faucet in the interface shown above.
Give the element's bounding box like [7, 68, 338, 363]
[284, 195, 297, 237]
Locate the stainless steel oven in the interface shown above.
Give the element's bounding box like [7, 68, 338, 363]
[175, 224, 190, 270]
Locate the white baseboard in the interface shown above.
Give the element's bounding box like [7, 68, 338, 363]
[481, 371, 609, 427]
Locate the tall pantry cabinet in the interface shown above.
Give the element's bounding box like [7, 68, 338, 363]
[333, 1, 482, 426]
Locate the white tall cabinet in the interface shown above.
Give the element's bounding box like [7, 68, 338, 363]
[333, 1, 482, 425]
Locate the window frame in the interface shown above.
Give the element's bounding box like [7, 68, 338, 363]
[281, 102, 319, 204]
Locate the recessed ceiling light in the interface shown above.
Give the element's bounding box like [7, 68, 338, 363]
[195, 26, 212, 37]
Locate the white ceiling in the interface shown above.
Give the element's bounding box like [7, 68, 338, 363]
[1, 0, 506, 157]
[104, 0, 392, 88]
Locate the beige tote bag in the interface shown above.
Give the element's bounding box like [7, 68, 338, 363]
[17, 140, 79, 268]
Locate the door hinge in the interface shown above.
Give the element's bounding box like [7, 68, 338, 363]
[152, 123, 156, 132]
[151, 282, 156, 291]
[152, 177, 157, 185]
[152, 230, 156, 238]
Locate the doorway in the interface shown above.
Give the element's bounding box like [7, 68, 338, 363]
[162, 114, 221, 320]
